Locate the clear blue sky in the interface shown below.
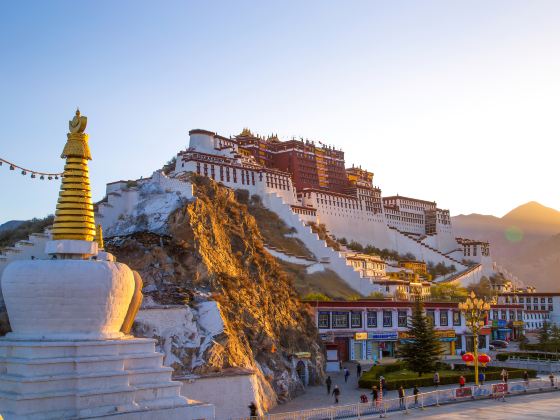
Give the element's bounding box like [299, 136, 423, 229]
[1, 1, 560, 223]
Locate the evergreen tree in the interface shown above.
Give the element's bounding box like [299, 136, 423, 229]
[538, 321, 551, 345]
[397, 299, 443, 376]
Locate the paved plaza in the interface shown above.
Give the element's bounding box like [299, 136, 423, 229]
[365, 391, 560, 419]
[269, 362, 557, 416]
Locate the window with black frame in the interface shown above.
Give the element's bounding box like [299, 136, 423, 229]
[318, 312, 330, 329]
[332, 312, 349, 329]
[440, 310, 449, 326]
[398, 310, 407, 327]
[383, 310, 393, 327]
[453, 310, 461, 326]
[351, 312, 362, 328]
[367, 311, 377, 328]
[426, 309, 435, 326]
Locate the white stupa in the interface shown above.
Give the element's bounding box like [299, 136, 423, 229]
[0, 111, 214, 419]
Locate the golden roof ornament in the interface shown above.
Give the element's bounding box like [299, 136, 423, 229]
[95, 224, 104, 249]
[51, 109, 96, 241]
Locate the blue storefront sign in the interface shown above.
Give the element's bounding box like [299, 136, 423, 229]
[368, 332, 398, 341]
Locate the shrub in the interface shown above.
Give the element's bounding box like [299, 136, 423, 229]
[358, 364, 536, 390]
[301, 293, 331, 302]
[496, 353, 509, 361]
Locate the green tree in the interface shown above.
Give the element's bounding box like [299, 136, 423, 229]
[538, 321, 551, 345]
[550, 324, 560, 350]
[466, 277, 495, 301]
[430, 284, 468, 302]
[397, 299, 443, 376]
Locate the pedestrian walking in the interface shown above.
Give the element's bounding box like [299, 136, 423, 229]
[549, 373, 555, 388]
[360, 394, 368, 403]
[357, 363, 362, 377]
[326, 375, 332, 395]
[332, 385, 341, 404]
[371, 385, 379, 406]
[523, 371, 529, 389]
[413, 385, 419, 406]
[433, 371, 440, 388]
[248, 402, 257, 418]
[344, 367, 350, 383]
[398, 385, 406, 410]
[459, 375, 466, 388]
[501, 369, 508, 383]
[479, 371, 485, 385]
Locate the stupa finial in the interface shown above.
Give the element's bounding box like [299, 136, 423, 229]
[51, 109, 96, 241]
[95, 224, 104, 249]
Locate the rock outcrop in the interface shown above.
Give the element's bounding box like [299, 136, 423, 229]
[105, 175, 325, 411]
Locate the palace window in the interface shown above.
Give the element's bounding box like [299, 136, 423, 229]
[519, 297, 524, 303]
[318, 312, 330, 329]
[398, 311, 407, 327]
[332, 312, 349, 329]
[509, 310, 515, 320]
[440, 310, 449, 326]
[501, 310, 507, 319]
[220, 166, 224, 181]
[351, 312, 362, 329]
[196, 162, 201, 174]
[226, 167, 230, 182]
[203, 163, 208, 176]
[383, 311, 393, 327]
[453, 311, 461, 326]
[210, 165, 215, 180]
[367, 311, 377, 328]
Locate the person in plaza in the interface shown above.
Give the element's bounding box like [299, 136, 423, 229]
[332, 384, 341, 404]
[501, 369, 508, 383]
[523, 371, 529, 388]
[398, 385, 406, 410]
[433, 371, 440, 388]
[326, 375, 332, 395]
[357, 363, 362, 377]
[459, 375, 466, 388]
[344, 367, 350, 383]
[479, 371, 485, 385]
[380, 376, 386, 396]
[248, 402, 257, 418]
[371, 385, 379, 406]
[413, 385, 419, 406]
[549, 373, 555, 388]
[360, 393, 368, 403]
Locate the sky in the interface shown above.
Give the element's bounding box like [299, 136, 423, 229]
[1, 0, 560, 223]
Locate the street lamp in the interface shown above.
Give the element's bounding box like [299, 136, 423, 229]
[458, 291, 491, 386]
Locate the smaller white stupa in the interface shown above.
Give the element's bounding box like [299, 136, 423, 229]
[0, 111, 214, 419]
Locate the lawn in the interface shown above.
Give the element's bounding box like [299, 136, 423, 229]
[358, 362, 536, 390]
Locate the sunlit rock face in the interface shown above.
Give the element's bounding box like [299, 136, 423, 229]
[106, 175, 325, 412]
[2, 259, 135, 340]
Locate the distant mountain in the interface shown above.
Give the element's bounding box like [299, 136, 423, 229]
[453, 202, 560, 291]
[0, 220, 25, 233]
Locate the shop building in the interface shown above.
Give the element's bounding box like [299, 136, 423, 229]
[311, 300, 491, 368]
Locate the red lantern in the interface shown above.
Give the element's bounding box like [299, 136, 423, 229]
[478, 353, 491, 366]
[462, 352, 474, 364]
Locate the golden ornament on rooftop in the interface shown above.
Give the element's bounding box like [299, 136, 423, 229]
[51, 109, 96, 241]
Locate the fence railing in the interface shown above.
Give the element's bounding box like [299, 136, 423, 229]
[494, 358, 560, 373]
[234, 378, 559, 420]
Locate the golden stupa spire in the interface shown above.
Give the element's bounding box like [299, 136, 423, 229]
[95, 224, 104, 249]
[51, 109, 96, 241]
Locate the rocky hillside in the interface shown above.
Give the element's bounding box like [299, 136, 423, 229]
[105, 175, 325, 410]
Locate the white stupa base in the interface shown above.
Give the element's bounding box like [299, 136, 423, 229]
[0, 337, 214, 419]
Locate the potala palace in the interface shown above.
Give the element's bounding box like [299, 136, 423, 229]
[93, 128, 494, 297]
